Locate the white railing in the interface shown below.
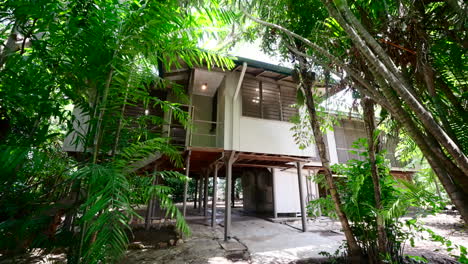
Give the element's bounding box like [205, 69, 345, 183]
[165, 105, 223, 149]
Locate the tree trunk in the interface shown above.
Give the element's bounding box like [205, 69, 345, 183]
[242, 0, 468, 225]
[294, 57, 362, 261]
[362, 97, 387, 262]
[323, 0, 468, 177]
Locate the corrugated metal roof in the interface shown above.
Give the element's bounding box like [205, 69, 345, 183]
[234, 56, 293, 76]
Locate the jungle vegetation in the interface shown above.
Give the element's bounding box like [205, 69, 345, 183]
[0, 0, 466, 263]
[0, 0, 233, 263]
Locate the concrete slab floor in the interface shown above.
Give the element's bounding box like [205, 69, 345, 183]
[124, 205, 343, 264]
[227, 210, 343, 264]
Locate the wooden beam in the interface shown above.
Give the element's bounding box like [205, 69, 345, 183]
[233, 163, 295, 169]
[231, 65, 242, 72]
[237, 153, 310, 162]
[255, 70, 266, 77]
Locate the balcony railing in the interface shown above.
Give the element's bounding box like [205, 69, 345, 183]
[165, 105, 222, 149]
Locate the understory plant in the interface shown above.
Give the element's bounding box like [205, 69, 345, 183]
[308, 139, 459, 263]
[0, 0, 235, 263]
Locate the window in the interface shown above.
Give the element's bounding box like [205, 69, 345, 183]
[241, 77, 298, 121]
[280, 85, 297, 121]
[241, 78, 261, 118]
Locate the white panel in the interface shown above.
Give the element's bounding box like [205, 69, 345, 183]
[63, 107, 89, 152]
[239, 116, 316, 157]
[326, 130, 339, 164]
[273, 168, 308, 214]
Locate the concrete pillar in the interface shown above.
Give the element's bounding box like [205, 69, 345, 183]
[198, 177, 203, 213]
[145, 164, 158, 230]
[272, 168, 277, 218]
[231, 177, 236, 208]
[296, 162, 307, 232]
[145, 188, 155, 230]
[182, 151, 191, 217]
[203, 170, 209, 216]
[224, 152, 236, 241]
[194, 179, 198, 209]
[211, 163, 218, 227]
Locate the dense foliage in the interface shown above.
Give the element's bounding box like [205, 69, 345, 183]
[243, 0, 468, 224]
[308, 140, 467, 263]
[0, 0, 234, 263]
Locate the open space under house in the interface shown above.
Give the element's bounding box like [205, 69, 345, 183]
[64, 57, 415, 242]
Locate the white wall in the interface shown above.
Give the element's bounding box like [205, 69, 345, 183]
[239, 117, 316, 157]
[222, 71, 317, 158]
[222, 71, 240, 150]
[273, 168, 318, 214]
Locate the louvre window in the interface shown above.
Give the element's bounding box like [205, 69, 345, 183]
[262, 82, 281, 120]
[241, 77, 298, 121]
[241, 78, 261, 118]
[280, 85, 297, 121]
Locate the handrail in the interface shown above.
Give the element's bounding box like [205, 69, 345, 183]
[192, 119, 224, 124]
[191, 132, 217, 137]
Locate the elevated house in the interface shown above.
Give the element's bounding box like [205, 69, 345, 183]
[64, 56, 415, 241]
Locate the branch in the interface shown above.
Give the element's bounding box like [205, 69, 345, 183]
[283, 39, 392, 110]
[320, 0, 468, 174]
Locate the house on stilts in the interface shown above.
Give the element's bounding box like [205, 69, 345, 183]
[64, 56, 415, 241]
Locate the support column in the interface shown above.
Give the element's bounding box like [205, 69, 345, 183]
[211, 163, 218, 227]
[182, 151, 191, 217]
[272, 168, 277, 219]
[194, 179, 198, 209]
[145, 186, 155, 230]
[198, 177, 203, 213]
[326, 130, 339, 165]
[231, 177, 236, 208]
[145, 164, 158, 230]
[296, 162, 307, 232]
[224, 152, 236, 241]
[203, 170, 209, 217]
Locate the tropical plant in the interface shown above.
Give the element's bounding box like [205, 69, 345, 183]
[309, 139, 446, 263]
[239, 0, 468, 226]
[0, 0, 235, 263]
[0, 146, 75, 255]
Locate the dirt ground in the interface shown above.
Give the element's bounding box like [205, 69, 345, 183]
[123, 208, 468, 264]
[403, 212, 468, 263]
[1, 209, 466, 264]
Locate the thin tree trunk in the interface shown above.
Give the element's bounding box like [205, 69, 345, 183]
[92, 68, 114, 163]
[241, 2, 468, 224]
[362, 97, 387, 262]
[294, 57, 362, 261]
[111, 84, 129, 157]
[323, 0, 468, 176]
